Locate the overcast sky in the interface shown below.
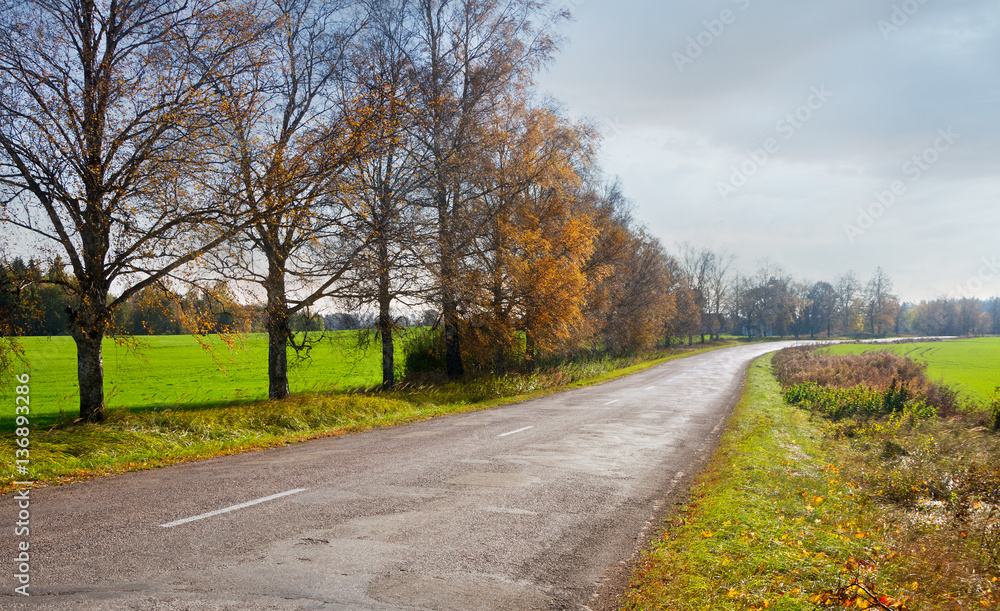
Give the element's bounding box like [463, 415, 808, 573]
[536, 0, 1000, 302]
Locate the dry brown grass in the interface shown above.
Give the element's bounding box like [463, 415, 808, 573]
[773, 346, 960, 416]
[773, 346, 1000, 609]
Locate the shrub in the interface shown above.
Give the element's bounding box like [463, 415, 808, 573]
[784, 382, 913, 421]
[772, 347, 927, 390]
[773, 347, 959, 416]
[402, 328, 446, 377]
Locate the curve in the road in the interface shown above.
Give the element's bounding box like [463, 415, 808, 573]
[1, 340, 873, 610]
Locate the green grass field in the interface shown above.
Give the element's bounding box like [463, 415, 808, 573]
[1, 332, 386, 426]
[822, 337, 1000, 402]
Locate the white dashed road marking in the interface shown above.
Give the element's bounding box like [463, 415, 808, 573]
[160, 489, 307, 528]
[497, 426, 533, 438]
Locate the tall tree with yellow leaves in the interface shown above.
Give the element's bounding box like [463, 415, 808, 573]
[468, 102, 598, 373]
[406, 0, 568, 379]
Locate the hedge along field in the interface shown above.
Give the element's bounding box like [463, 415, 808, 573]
[822, 337, 1000, 401]
[0, 332, 385, 426]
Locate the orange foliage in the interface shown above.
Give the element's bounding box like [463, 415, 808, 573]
[465, 100, 599, 370]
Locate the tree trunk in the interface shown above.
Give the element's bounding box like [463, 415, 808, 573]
[491, 275, 506, 377]
[68, 279, 111, 423]
[267, 317, 290, 400]
[440, 238, 463, 379]
[491, 319, 506, 377]
[525, 331, 536, 374]
[492, 347, 506, 378]
[377, 231, 395, 389]
[377, 298, 394, 390]
[379, 315, 394, 389]
[437, 183, 464, 379]
[265, 267, 291, 400]
[443, 297, 463, 379]
[73, 331, 106, 423]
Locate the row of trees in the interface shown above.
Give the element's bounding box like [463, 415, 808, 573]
[728, 266, 904, 340]
[0, 0, 694, 421]
[725, 270, 1000, 340]
[906, 297, 1000, 337]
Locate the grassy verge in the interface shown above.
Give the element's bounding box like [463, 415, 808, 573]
[1, 340, 743, 494]
[620, 355, 909, 610]
[621, 354, 999, 611]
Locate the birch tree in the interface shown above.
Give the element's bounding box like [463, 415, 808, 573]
[406, 0, 567, 378]
[339, 0, 428, 389]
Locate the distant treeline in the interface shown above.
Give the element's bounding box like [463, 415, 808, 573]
[0, 258, 439, 337]
[902, 297, 1000, 336]
[6, 254, 997, 348]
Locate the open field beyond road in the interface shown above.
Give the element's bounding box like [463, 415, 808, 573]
[0, 333, 385, 425]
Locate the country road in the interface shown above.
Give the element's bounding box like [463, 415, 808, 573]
[2, 341, 832, 610]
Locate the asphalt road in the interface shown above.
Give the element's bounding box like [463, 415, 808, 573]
[3, 341, 814, 610]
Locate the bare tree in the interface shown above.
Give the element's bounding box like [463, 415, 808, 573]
[834, 271, 862, 336]
[677, 244, 732, 342]
[703, 249, 733, 341]
[338, 0, 429, 389]
[677, 243, 709, 344]
[863, 267, 898, 335]
[204, 0, 370, 400]
[0, 0, 267, 421]
[807, 281, 837, 338]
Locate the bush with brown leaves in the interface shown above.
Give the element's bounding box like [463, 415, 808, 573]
[772, 347, 959, 416]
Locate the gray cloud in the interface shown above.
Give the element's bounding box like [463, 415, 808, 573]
[540, 0, 1000, 300]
